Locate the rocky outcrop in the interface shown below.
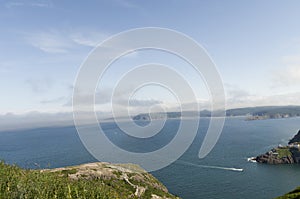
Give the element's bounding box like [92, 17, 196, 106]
[289, 130, 300, 144]
[256, 130, 300, 164]
[41, 162, 179, 199]
[255, 150, 295, 164]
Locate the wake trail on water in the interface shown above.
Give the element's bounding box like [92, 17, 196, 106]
[176, 160, 244, 172]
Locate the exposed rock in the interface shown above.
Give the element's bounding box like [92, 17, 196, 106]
[255, 152, 294, 164]
[289, 130, 300, 144]
[256, 130, 300, 164]
[41, 162, 179, 198]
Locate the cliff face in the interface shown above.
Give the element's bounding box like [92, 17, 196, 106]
[255, 149, 295, 164]
[289, 130, 300, 144]
[256, 130, 300, 164]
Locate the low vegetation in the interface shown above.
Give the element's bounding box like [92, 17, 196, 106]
[0, 161, 179, 199]
[277, 148, 292, 159]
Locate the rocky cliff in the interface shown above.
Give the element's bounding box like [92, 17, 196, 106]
[255, 130, 300, 164]
[255, 148, 295, 164]
[289, 130, 300, 144]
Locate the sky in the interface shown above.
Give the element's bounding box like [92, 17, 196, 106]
[1, 0, 300, 129]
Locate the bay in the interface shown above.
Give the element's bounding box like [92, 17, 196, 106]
[1, 117, 300, 198]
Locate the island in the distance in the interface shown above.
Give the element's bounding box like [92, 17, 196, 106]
[254, 130, 300, 164]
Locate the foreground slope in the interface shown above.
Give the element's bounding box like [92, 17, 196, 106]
[0, 161, 179, 199]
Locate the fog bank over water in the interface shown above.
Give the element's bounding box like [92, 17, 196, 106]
[2, 104, 300, 132]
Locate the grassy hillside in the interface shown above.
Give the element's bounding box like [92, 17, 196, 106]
[0, 161, 179, 199]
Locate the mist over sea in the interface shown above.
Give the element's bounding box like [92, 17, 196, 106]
[1, 117, 300, 198]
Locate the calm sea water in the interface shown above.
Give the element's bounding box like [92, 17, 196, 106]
[1, 117, 300, 199]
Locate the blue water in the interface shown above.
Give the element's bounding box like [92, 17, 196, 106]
[1, 117, 300, 198]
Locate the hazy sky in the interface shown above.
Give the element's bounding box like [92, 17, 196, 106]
[1, 0, 300, 120]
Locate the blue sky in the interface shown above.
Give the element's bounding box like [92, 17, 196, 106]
[1, 0, 300, 122]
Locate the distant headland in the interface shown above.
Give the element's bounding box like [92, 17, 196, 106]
[132, 105, 300, 121]
[254, 130, 300, 164]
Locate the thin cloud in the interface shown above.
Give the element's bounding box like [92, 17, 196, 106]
[225, 83, 251, 99]
[272, 65, 300, 87]
[26, 31, 72, 53]
[25, 29, 110, 53]
[66, 88, 163, 108]
[0, 61, 14, 73]
[225, 84, 300, 108]
[25, 77, 53, 93]
[128, 99, 162, 107]
[40, 96, 66, 104]
[70, 32, 108, 47]
[24, 28, 146, 57]
[5, 2, 24, 8]
[271, 53, 300, 88]
[5, 0, 53, 8]
[0, 111, 74, 131]
[113, 0, 140, 9]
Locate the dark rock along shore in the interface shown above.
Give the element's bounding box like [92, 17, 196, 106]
[256, 130, 300, 164]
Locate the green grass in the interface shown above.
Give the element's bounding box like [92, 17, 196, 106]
[277, 148, 292, 158]
[0, 161, 122, 199]
[0, 161, 178, 199]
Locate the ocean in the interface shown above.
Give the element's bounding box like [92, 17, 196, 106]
[1, 117, 300, 199]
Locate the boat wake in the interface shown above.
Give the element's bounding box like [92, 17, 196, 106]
[247, 157, 257, 163]
[177, 160, 244, 172]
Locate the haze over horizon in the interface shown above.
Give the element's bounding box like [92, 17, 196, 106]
[1, 0, 300, 128]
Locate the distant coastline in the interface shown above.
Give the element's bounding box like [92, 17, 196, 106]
[132, 105, 300, 121]
[246, 114, 299, 121]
